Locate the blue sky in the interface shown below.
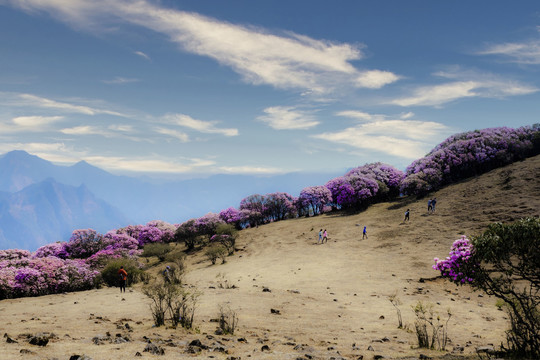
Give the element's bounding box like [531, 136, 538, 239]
[0, 0, 539, 177]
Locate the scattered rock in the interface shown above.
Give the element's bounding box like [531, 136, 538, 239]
[190, 339, 209, 350]
[144, 343, 165, 355]
[92, 334, 110, 345]
[476, 345, 495, 355]
[452, 345, 464, 353]
[29, 335, 49, 346]
[367, 345, 375, 351]
[262, 287, 271, 292]
[270, 308, 281, 315]
[69, 355, 93, 360]
[19, 349, 35, 354]
[135, 352, 142, 357]
[419, 354, 432, 360]
[379, 315, 385, 320]
[261, 344, 270, 351]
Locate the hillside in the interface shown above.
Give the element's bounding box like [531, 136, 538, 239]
[0, 155, 539, 359]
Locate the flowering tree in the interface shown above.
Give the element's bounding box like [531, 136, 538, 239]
[346, 162, 404, 199]
[33, 242, 68, 259]
[264, 192, 297, 221]
[325, 176, 356, 209]
[433, 218, 540, 358]
[63, 229, 105, 259]
[239, 194, 266, 226]
[219, 207, 247, 229]
[402, 126, 540, 195]
[195, 213, 225, 236]
[298, 186, 332, 216]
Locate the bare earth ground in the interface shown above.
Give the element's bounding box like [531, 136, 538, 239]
[1, 155, 539, 360]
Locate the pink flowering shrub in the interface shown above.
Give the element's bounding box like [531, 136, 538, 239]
[0, 249, 31, 261]
[63, 229, 105, 259]
[33, 242, 68, 259]
[298, 186, 332, 216]
[0, 256, 99, 299]
[433, 236, 477, 284]
[401, 126, 540, 195]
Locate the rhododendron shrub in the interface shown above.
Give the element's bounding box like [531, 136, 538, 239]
[0, 249, 31, 261]
[0, 257, 99, 299]
[63, 229, 105, 259]
[432, 236, 476, 284]
[239, 194, 266, 226]
[298, 186, 332, 216]
[195, 213, 225, 236]
[433, 218, 539, 358]
[264, 192, 297, 221]
[219, 207, 247, 229]
[175, 219, 200, 250]
[345, 162, 404, 199]
[33, 242, 68, 259]
[402, 126, 540, 195]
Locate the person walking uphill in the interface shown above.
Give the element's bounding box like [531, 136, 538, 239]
[118, 266, 128, 293]
[318, 229, 323, 244]
[363, 226, 368, 239]
[323, 229, 328, 243]
[404, 209, 410, 222]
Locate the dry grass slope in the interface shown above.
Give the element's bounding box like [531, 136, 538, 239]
[1, 155, 539, 360]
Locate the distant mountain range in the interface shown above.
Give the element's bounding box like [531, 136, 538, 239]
[0, 150, 341, 250]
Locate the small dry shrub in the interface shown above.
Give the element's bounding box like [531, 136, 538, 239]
[217, 304, 238, 335]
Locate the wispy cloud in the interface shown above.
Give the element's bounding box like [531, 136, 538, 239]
[3, 0, 399, 95]
[477, 38, 540, 64]
[2, 92, 127, 116]
[390, 68, 537, 107]
[164, 114, 238, 136]
[134, 50, 151, 60]
[102, 76, 139, 84]
[217, 165, 286, 175]
[83, 155, 216, 173]
[314, 111, 452, 159]
[257, 106, 319, 130]
[60, 125, 111, 136]
[154, 127, 190, 142]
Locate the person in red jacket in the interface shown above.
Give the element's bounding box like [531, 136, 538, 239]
[118, 266, 128, 293]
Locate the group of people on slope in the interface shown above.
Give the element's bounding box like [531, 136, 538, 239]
[317, 229, 328, 244]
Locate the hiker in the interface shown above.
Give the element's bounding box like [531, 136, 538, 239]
[404, 209, 410, 222]
[363, 226, 368, 239]
[163, 265, 171, 283]
[427, 199, 432, 213]
[323, 229, 328, 243]
[318, 229, 323, 244]
[118, 266, 128, 293]
[431, 198, 437, 213]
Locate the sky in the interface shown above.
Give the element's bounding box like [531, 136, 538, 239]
[0, 0, 539, 178]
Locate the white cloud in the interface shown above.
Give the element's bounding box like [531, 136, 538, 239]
[3, 0, 399, 94]
[83, 155, 216, 173]
[1, 92, 126, 116]
[154, 127, 190, 142]
[134, 50, 151, 60]
[164, 114, 238, 136]
[60, 125, 111, 136]
[257, 106, 319, 130]
[390, 68, 538, 107]
[314, 112, 452, 159]
[355, 70, 400, 89]
[217, 165, 286, 175]
[102, 76, 139, 84]
[478, 40, 540, 64]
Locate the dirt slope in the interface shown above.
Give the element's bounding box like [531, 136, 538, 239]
[1, 155, 539, 360]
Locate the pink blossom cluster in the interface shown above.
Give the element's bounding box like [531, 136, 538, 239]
[0, 254, 99, 299]
[325, 162, 403, 209]
[401, 126, 539, 195]
[432, 236, 476, 284]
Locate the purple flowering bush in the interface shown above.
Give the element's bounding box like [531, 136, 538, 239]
[298, 186, 332, 216]
[33, 242, 68, 259]
[432, 236, 476, 284]
[401, 126, 540, 195]
[0, 256, 99, 299]
[63, 229, 105, 259]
